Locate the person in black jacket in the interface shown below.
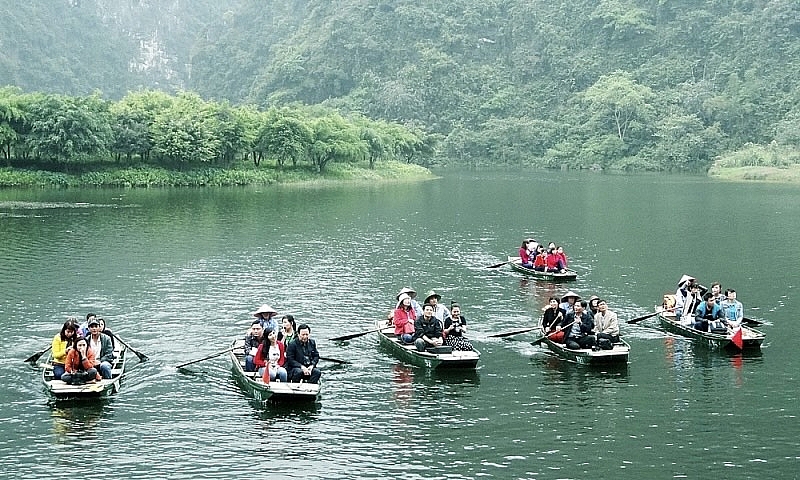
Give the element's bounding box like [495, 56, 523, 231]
[562, 300, 596, 350]
[285, 324, 321, 384]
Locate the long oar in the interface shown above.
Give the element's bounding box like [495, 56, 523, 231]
[627, 307, 675, 324]
[530, 320, 577, 346]
[487, 326, 539, 338]
[329, 327, 385, 342]
[24, 345, 52, 365]
[486, 260, 513, 269]
[112, 334, 149, 362]
[175, 347, 235, 369]
[742, 317, 763, 327]
[319, 356, 351, 365]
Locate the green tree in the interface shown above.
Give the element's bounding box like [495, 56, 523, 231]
[256, 108, 313, 168]
[308, 113, 366, 173]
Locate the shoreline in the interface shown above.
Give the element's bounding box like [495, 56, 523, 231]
[707, 164, 800, 183]
[0, 161, 435, 188]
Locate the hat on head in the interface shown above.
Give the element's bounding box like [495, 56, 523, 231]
[396, 287, 417, 300]
[677, 274, 696, 287]
[88, 318, 100, 327]
[396, 292, 411, 308]
[252, 304, 278, 317]
[560, 291, 581, 302]
[588, 295, 599, 303]
[424, 290, 441, 304]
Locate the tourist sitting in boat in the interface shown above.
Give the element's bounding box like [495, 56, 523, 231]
[541, 297, 567, 341]
[285, 324, 321, 384]
[77, 312, 97, 338]
[559, 291, 581, 316]
[719, 289, 744, 329]
[61, 336, 101, 385]
[681, 283, 704, 325]
[243, 320, 265, 372]
[693, 293, 724, 332]
[413, 303, 444, 352]
[593, 299, 620, 348]
[252, 304, 279, 332]
[674, 275, 706, 318]
[562, 300, 596, 350]
[532, 249, 548, 271]
[443, 303, 473, 351]
[97, 318, 115, 348]
[424, 290, 451, 324]
[555, 246, 568, 269]
[87, 318, 115, 379]
[277, 314, 297, 346]
[710, 282, 724, 304]
[587, 295, 600, 317]
[390, 287, 423, 319]
[519, 239, 534, 268]
[51, 318, 79, 380]
[254, 327, 288, 382]
[393, 293, 417, 344]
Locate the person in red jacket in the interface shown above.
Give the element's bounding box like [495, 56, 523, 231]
[519, 239, 534, 268]
[254, 328, 287, 382]
[393, 293, 417, 344]
[533, 249, 548, 271]
[61, 337, 101, 384]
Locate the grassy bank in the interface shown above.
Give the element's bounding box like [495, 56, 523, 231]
[0, 161, 434, 188]
[709, 144, 800, 182]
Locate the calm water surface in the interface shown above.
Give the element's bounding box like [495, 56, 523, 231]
[0, 170, 798, 479]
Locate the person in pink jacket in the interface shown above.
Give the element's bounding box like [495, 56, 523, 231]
[393, 293, 417, 344]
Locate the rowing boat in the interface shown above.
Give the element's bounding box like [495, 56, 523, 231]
[228, 339, 320, 404]
[534, 325, 630, 365]
[507, 256, 578, 281]
[375, 320, 480, 369]
[42, 343, 128, 400]
[657, 311, 765, 350]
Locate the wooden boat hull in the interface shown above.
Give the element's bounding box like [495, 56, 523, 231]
[657, 313, 765, 350]
[508, 257, 577, 281]
[535, 325, 629, 365]
[375, 321, 480, 369]
[229, 339, 320, 404]
[42, 344, 128, 400]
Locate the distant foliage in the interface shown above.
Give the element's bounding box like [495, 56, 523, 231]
[0, 88, 434, 174]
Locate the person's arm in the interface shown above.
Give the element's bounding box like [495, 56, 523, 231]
[309, 340, 320, 367]
[52, 336, 67, 364]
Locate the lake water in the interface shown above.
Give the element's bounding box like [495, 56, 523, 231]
[0, 170, 798, 479]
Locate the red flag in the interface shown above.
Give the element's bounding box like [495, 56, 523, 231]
[262, 367, 270, 384]
[731, 327, 743, 350]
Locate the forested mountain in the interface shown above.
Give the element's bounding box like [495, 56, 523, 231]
[0, 0, 243, 97]
[3, 0, 800, 171]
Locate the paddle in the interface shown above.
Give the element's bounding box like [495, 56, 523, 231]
[487, 326, 538, 338]
[175, 347, 235, 369]
[24, 345, 52, 365]
[112, 333, 149, 362]
[742, 317, 763, 327]
[319, 356, 351, 365]
[328, 327, 385, 342]
[627, 307, 675, 324]
[486, 256, 521, 269]
[530, 320, 577, 346]
[486, 260, 514, 269]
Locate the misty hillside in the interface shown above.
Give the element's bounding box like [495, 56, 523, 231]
[3, 0, 799, 170]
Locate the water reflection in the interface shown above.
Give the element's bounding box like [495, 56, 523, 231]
[49, 402, 107, 442]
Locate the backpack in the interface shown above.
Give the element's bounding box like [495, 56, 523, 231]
[709, 320, 728, 334]
[597, 338, 613, 350]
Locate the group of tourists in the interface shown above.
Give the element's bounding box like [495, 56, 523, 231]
[388, 287, 474, 352]
[668, 275, 744, 333]
[518, 239, 568, 273]
[50, 313, 116, 384]
[540, 291, 620, 350]
[243, 304, 321, 384]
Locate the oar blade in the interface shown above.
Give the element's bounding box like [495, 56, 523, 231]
[319, 356, 351, 365]
[24, 347, 50, 365]
[486, 261, 510, 269]
[626, 311, 659, 324]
